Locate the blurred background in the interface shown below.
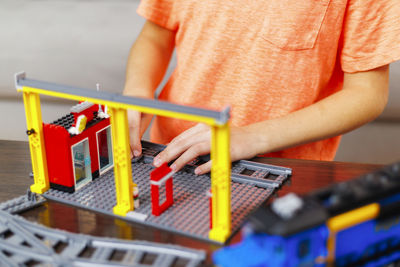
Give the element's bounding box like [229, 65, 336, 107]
[1, 0, 399, 164]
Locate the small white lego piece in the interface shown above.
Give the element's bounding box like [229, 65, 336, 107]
[134, 198, 140, 209]
[97, 109, 110, 119]
[271, 193, 303, 220]
[150, 171, 174, 186]
[126, 211, 148, 221]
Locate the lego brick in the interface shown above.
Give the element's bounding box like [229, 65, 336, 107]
[231, 160, 291, 188]
[70, 101, 94, 113]
[51, 113, 75, 130]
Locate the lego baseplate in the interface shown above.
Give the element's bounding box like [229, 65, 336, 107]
[43, 141, 292, 243]
[0, 209, 205, 267]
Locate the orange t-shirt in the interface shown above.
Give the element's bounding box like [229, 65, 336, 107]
[137, 0, 400, 160]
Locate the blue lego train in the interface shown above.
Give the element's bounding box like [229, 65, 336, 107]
[214, 162, 400, 267]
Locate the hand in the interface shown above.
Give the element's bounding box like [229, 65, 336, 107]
[127, 109, 153, 158]
[153, 123, 261, 175]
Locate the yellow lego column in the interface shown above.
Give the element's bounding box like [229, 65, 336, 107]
[22, 90, 49, 194]
[109, 107, 134, 216]
[209, 123, 231, 242]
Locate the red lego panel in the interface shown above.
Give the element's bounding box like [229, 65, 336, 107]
[150, 163, 174, 216]
[43, 123, 74, 188]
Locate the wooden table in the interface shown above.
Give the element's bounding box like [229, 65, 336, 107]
[0, 140, 383, 265]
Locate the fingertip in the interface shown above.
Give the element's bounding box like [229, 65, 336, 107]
[194, 168, 201, 175]
[132, 141, 142, 157]
[153, 155, 162, 167]
[195, 161, 211, 175]
[133, 149, 141, 157]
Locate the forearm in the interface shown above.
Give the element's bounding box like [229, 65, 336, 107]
[249, 65, 389, 155]
[124, 21, 176, 156]
[123, 21, 175, 98]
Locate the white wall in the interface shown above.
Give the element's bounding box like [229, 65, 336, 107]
[0, 0, 144, 141]
[0, 0, 143, 94]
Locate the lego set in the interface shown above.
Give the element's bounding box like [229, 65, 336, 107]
[42, 140, 291, 242]
[13, 72, 292, 244]
[214, 162, 400, 267]
[0, 72, 296, 266]
[5, 72, 398, 266]
[15, 72, 234, 243]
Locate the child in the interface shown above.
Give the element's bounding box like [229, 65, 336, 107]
[124, 0, 400, 174]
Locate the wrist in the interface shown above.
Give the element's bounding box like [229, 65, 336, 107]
[236, 124, 271, 158]
[243, 121, 276, 156]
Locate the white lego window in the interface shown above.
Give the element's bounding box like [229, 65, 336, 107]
[96, 126, 113, 174]
[71, 138, 92, 190]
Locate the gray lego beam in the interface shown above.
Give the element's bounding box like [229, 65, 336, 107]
[0, 210, 206, 267]
[14, 72, 230, 124]
[237, 160, 293, 176]
[230, 174, 280, 188]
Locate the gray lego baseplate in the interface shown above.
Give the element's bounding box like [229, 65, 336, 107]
[0, 210, 205, 267]
[43, 141, 292, 243]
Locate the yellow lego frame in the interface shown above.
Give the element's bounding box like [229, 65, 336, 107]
[15, 72, 231, 242]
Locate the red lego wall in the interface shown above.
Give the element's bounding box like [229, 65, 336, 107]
[43, 123, 74, 187]
[43, 117, 110, 191]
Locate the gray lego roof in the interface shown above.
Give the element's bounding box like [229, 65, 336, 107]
[14, 72, 230, 124]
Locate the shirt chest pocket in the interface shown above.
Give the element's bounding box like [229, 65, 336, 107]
[261, 0, 331, 50]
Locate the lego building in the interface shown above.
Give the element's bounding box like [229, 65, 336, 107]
[43, 101, 113, 192]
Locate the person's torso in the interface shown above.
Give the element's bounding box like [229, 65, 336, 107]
[153, 0, 348, 160]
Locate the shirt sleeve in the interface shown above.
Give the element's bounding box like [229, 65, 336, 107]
[137, 0, 179, 31]
[340, 0, 400, 73]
